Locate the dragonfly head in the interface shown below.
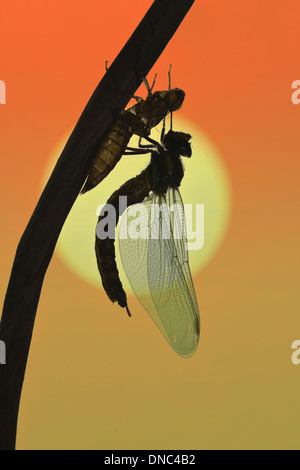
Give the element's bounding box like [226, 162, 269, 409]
[162, 130, 192, 158]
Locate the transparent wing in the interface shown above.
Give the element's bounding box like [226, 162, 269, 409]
[118, 188, 200, 358]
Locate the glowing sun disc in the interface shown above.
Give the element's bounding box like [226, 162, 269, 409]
[42, 116, 232, 293]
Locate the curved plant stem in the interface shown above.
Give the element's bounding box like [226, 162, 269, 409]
[0, 0, 195, 450]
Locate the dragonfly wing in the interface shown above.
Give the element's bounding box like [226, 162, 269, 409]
[167, 189, 199, 315]
[119, 189, 200, 358]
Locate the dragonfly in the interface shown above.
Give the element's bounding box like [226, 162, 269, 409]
[95, 125, 200, 358]
[81, 68, 185, 193]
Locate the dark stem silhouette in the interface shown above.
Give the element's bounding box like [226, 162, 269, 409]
[0, 0, 195, 450]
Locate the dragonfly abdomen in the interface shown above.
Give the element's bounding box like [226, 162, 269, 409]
[96, 171, 150, 316]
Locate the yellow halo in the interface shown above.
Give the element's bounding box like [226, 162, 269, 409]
[42, 116, 232, 292]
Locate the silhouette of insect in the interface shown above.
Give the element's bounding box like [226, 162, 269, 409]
[95, 127, 200, 358]
[81, 69, 185, 194]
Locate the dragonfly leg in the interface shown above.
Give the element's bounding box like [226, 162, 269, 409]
[168, 64, 174, 130]
[170, 111, 173, 131]
[125, 135, 160, 154]
[149, 73, 157, 93]
[135, 135, 157, 149]
[124, 148, 152, 155]
[161, 117, 166, 142]
[138, 135, 161, 149]
[142, 73, 157, 98]
[168, 64, 172, 90]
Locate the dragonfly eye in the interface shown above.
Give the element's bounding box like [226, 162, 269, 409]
[179, 143, 192, 158]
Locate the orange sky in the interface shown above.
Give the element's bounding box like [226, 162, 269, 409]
[1, 0, 300, 450]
